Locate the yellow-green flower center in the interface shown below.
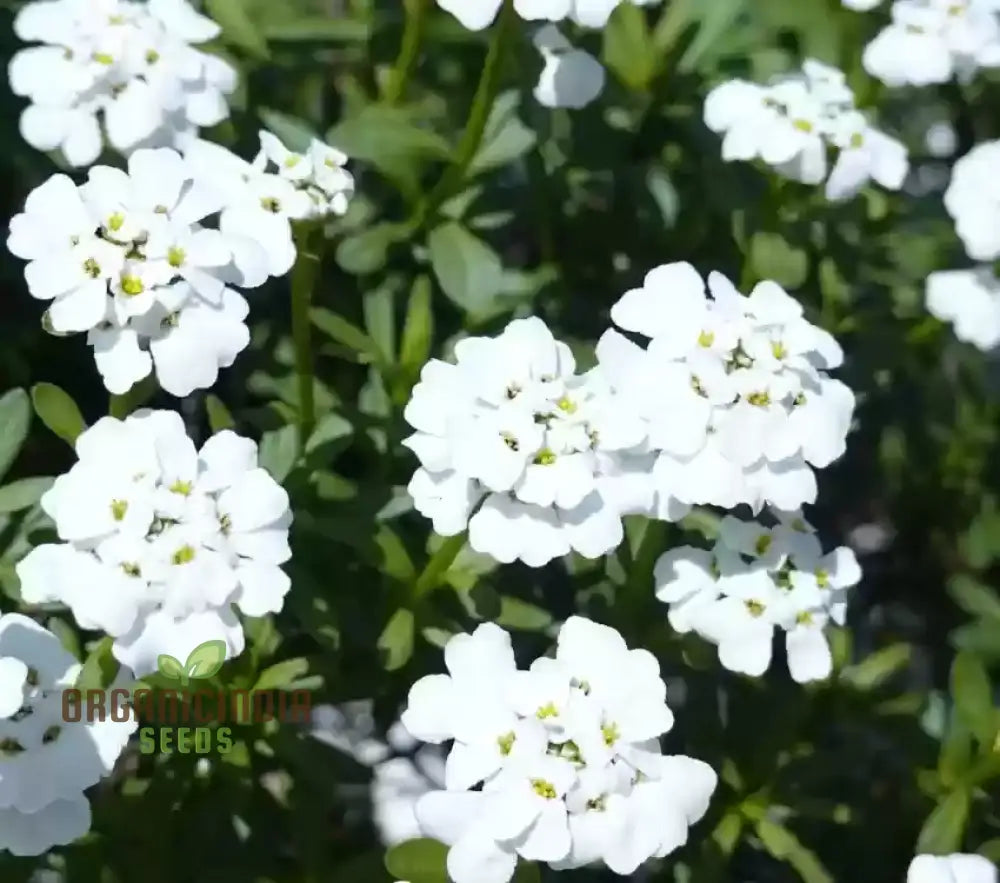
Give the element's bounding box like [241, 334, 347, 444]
[108, 212, 125, 232]
[172, 544, 197, 565]
[536, 702, 559, 720]
[497, 731, 515, 756]
[167, 246, 186, 268]
[93, 52, 114, 65]
[83, 258, 102, 279]
[754, 534, 773, 556]
[601, 722, 620, 747]
[745, 599, 766, 617]
[533, 448, 557, 466]
[531, 779, 557, 799]
[815, 568, 830, 588]
[110, 499, 129, 521]
[747, 391, 771, 407]
[169, 479, 193, 496]
[698, 330, 715, 348]
[120, 275, 144, 296]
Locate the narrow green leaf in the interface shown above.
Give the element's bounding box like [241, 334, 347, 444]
[916, 789, 971, 855]
[755, 819, 833, 883]
[841, 643, 911, 690]
[205, 0, 270, 59]
[400, 275, 434, 373]
[949, 575, 1000, 622]
[603, 2, 657, 89]
[469, 90, 536, 176]
[427, 222, 503, 317]
[0, 477, 54, 514]
[335, 223, 408, 275]
[205, 394, 235, 433]
[259, 424, 298, 483]
[0, 389, 31, 482]
[31, 383, 85, 447]
[378, 608, 415, 672]
[951, 652, 996, 746]
[385, 838, 449, 883]
[253, 658, 310, 691]
[311, 307, 384, 363]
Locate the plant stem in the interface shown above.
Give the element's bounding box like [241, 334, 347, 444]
[412, 0, 515, 228]
[413, 531, 468, 599]
[383, 0, 429, 105]
[291, 222, 322, 451]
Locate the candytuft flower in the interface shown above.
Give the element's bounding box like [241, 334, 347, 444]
[907, 853, 998, 883]
[0, 613, 136, 857]
[401, 618, 717, 883]
[14, 411, 292, 676]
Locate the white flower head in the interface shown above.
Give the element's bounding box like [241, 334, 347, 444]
[907, 854, 998, 883]
[704, 60, 909, 201]
[14, 412, 292, 676]
[433, 0, 661, 32]
[863, 0, 1000, 88]
[654, 512, 860, 682]
[0, 613, 136, 857]
[9, 0, 238, 167]
[532, 25, 605, 109]
[6, 145, 295, 396]
[944, 140, 1000, 261]
[927, 267, 1000, 351]
[403, 317, 678, 567]
[598, 263, 855, 513]
[402, 618, 717, 883]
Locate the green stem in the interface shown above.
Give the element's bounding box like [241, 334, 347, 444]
[413, 531, 468, 599]
[383, 0, 429, 105]
[412, 0, 514, 228]
[291, 223, 322, 451]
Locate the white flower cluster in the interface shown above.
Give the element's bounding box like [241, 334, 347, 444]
[15, 410, 292, 677]
[704, 59, 909, 201]
[862, 0, 1000, 87]
[435, 0, 660, 32]
[401, 618, 717, 883]
[403, 316, 670, 568]
[0, 613, 136, 857]
[908, 853, 998, 883]
[9, 0, 237, 168]
[598, 262, 856, 512]
[7, 135, 352, 396]
[654, 512, 861, 681]
[926, 141, 1000, 351]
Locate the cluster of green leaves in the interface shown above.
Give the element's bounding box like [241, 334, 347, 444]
[0, 0, 999, 881]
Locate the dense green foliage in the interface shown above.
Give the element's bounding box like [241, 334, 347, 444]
[0, 0, 999, 881]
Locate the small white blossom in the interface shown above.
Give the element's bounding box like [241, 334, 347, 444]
[926, 268, 1000, 351]
[6, 146, 300, 396]
[433, 0, 660, 33]
[598, 263, 855, 513]
[404, 317, 680, 567]
[704, 60, 908, 201]
[532, 25, 605, 109]
[0, 613, 136, 856]
[908, 854, 998, 883]
[944, 140, 1000, 261]
[654, 513, 860, 682]
[14, 411, 292, 676]
[863, 0, 1000, 87]
[9, 0, 238, 167]
[402, 618, 717, 883]
[843, 0, 885, 8]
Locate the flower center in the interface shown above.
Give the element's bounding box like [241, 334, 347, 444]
[260, 196, 282, 213]
[698, 330, 715, 348]
[754, 534, 773, 556]
[120, 275, 144, 297]
[107, 212, 125, 233]
[746, 391, 771, 407]
[110, 499, 128, 521]
[121, 562, 141, 577]
[497, 731, 515, 756]
[500, 432, 520, 452]
[533, 448, 557, 466]
[601, 722, 620, 747]
[745, 599, 766, 617]
[531, 779, 557, 799]
[83, 258, 102, 279]
[167, 246, 186, 268]
[169, 479, 193, 496]
[535, 702, 559, 720]
[172, 544, 197, 565]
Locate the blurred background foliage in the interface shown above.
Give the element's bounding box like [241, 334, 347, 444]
[0, 0, 999, 881]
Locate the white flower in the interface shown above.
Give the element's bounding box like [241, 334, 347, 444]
[704, 60, 909, 200]
[863, 0, 1000, 87]
[9, 0, 238, 167]
[0, 613, 136, 857]
[14, 412, 292, 676]
[403, 317, 672, 567]
[434, 0, 660, 32]
[654, 513, 860, 682]
[402, 617, 716, 883]
[252, 130, 356, 219]
[926, 267, 1000, 351]
[843, 0, 885, 8]
[532, 25, 605, 109]
[598, 263, 855, 513]
[908, 854, 998, 883]
[944, 140, 1000, 261]
[7, 146, 289, 396]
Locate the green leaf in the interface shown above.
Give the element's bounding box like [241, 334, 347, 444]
[385, 838, 449, 883]
[469, 90, 537, 176]
[259, 424, 298, 483]
[427, 222, 503, 317]
[335, 222, 408, 275]
[30, 383, 85, 447]
[305, 412, 353, 454]
[916, 789, 971, 855]
[755, 818, 833, 883]
[496, 596, 553, 631]
[258, 108, 317, 152]
[157, 654, 185, 682]
[0, 389, 31, 482]
[603, 2, 658, 89]
[378, 608, 415, 672]
[841, 643, 911, 690]
[205, 394, 235, 433]
[0, 477, 54, 514]
[951, 652, 995, 746]
[750, 232, 809, 289]
[253, 657, 310, 691]
[205, 0, 270, 59]
[261, 17, 371, 42]
[376, 526, 417, 584]
[76, 637, 119, 691]
[184, 640, 228, 680]
[400, 275, 434, 374]
[949, 575, 1000, 622]
[311, 307, 385, 364]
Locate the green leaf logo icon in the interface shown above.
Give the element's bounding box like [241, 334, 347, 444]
[184, 640, 227, 681]
[157, 654, 185, 683]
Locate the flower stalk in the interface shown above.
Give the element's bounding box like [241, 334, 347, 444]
[291, 222, 322, 451]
